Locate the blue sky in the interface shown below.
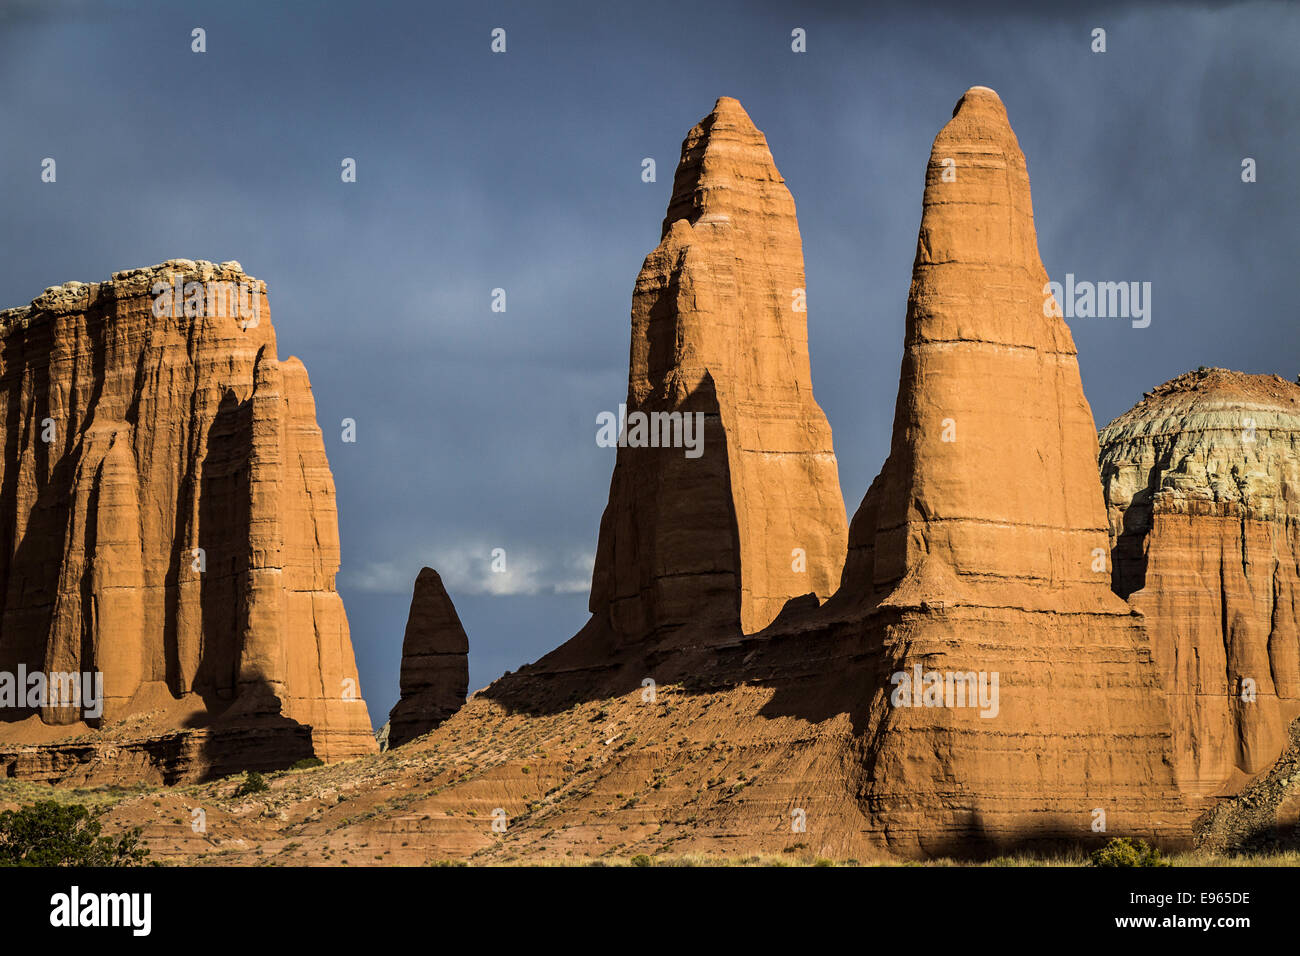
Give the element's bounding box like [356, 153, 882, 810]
[2, 0, 1296, 724]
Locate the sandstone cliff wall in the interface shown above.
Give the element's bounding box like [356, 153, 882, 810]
[0, 260, 376, 780]
[1100, 369, 1300, 803]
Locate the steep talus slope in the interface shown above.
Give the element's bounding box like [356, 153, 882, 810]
[1195, 714, 1300, 853]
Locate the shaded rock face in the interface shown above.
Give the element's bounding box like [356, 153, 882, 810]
[387, 567, 469, 748]
[823, 87, 1188, 853]
[1100, 368, 1300, 803]
[0, 260, 376, 781]
[587, 97, 848, 646]
[0, 721, 316, 787]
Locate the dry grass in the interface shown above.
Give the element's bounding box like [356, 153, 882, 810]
[461, 848, 1300, 867]
[0, 779, 150, 809]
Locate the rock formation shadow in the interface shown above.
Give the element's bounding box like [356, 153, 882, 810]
[191, 390, 315, 776]
[193, 388, 249, 719]
[191, 672, 315, 781]
[1109, 482, 1155, 599]
[581, 367, 744, 655]
[0, 312, 87, 721]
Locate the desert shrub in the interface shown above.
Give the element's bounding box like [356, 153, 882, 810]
[234, 770, 270, 796]
[1090, 837, 1170, 868]
[290, 757, 324, 771]
[0, 801, 150, 867]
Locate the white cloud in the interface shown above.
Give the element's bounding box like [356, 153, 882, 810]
[342, 543, 594, 598]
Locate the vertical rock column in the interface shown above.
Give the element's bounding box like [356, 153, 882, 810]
[275, 356, 377, 760]
[387, 567, 470, 748]
[238, 346, 289, 709]
[89, 432, 146, 721]
[588, 97, 848, 646]
[838, 88, 1188, 854]
[837, 86, 1115, 609]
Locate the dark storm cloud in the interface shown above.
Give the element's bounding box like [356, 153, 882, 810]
[1, 0, 1294, 716]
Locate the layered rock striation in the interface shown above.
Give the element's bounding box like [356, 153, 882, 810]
[824, 87, 1188, 853]
[0, 260, 376, 781]
[387, 567, 469, 748]
[1100, 368, 1300, 802]
[585, 97, 848, 646]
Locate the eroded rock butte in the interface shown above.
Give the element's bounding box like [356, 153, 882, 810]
[1100, 368, 1300, 804]
[819, 86, 1188, 853]
[0, 260, 376, 783]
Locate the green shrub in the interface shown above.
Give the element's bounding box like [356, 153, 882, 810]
[630, 854, 654, 867]
[0, 801, 151, 867]
[233, 771, 270, 797]
[290, 757, 324, 771]
[1089, 837, 1170, 868]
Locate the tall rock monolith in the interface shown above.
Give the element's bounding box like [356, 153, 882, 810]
[829, 87, 1189, 853]
[387, 567, 469, 748]
[586, 96, 848, 647]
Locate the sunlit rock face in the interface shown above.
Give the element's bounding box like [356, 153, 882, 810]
[1101, 368, 1300, 804]
[826, 87, 1188, 854]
